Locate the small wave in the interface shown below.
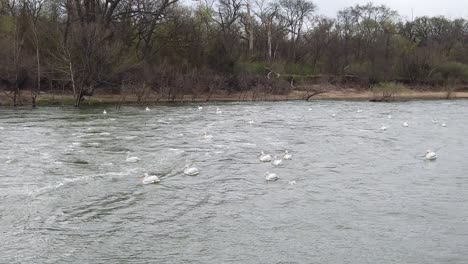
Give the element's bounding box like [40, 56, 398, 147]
[121, 136, 137, 140]
[27, 172, 128, 197]
[27, 176, 90, 197]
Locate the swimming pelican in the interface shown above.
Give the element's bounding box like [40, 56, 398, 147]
[259, 151, 272, 162]
[441, 123, 446, 127]
[145, 107, 150, 111]
[431, 118, 438, 124]
[126, 152, 140, 163]
[388, 114, 392, 119]
[198, 106, 203, 110]
[203, 131, 213, 140]
[288, 180, 297, 185]
[103, 110, 107, 115]
[216, 107, 222, 114]
[248, 120, 254, 125]
[265, 172, 279, 181]
[142, 173, 160, 184]
[308, 108, 312, 111]
[184, 166, 199, 176]
[403, 121, 409, 127]
[380, 124, 387, 131]
[332, 113, 336, 118]
[357, 109, 363, 113]
[272, 156, 282, 166]
[425, 150, 437, 160]
[283, 150, 292, 160]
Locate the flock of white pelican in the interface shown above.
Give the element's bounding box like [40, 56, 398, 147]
[258, 150, 293, 182]
[101, 105, 443, 185]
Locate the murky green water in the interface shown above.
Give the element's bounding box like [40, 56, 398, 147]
[1, 101, 468, 263]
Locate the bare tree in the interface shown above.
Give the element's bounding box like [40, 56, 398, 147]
[278, 0, 316, 61]
[24, 0, 45, 107]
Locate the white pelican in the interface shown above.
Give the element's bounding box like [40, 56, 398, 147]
[283, 151, 292, 160]
[332, 113, 336, 118]
[441, 123, 446, 127]
[126, 152, 140, 163]
[216, 107, 222, 114]
[103, 110, 107, 115]
[142, 173, 160, 184]
[403, 121, 409, 127]
[431, 118, 438, 124]
[248, 120, 254, 125]
[203, 131, 213, 140]
[308, 108, 312, 111]
[357, 109, 363, 113]
[259, 151, 272, 162]
[425, 150, 437, 160]
[288, 180, 297, 185]
[380, 124, 388, 131]
[265, 172, 279, 181]
[272, 156, 282, 166]
[388, 114, 392, 119]
[198, 106, 203, 110]
[145, 107, 150, 111]
[184, 166, 199, 176]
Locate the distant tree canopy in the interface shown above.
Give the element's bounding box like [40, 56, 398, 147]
[0, 0, 467, 105]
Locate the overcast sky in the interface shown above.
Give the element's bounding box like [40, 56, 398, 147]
[313, 0, 468, 19]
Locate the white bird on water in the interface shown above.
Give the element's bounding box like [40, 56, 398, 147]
[332, 113, 336, 118]
[403, 121, 409, 127]
[265, 172, 279, 181]
[145, 106, 150, 111]
[288, 180, 297, 185]
[184, 165, 199, 176]
[357, 109, 363, 113]
[283, 150, 292, 160]
[198, 106, 203, 110]
[272, 156, 282, 166]
[441, 122, 447, 127]
[248, 120, 254, 125]
[380, 124, 388, 131]
[431, 118, 439, 124]
[308, 108, 313, 111]
[216, 107, 222, 114]
[388, 114, 392, 119]
[103, 110, 107, 115]
[126, 152, 140, 163]
[425, 150, 437, 160]
[142, 173, 160, 184]
[203, 131, 213, 140]
[259, 151, 272, 162]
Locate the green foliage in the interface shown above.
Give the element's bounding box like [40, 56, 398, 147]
[0, 16, 15, 35]
[346, 62, 372, 77]
[434, 62, 468, 82]
[235, 62, 267, 74]
[284, 64, 314, 75]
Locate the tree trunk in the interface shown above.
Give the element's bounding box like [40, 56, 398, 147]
[246, 3, 254, 58]
[33, 33, 40, 108]
[267, 23, 272, 61]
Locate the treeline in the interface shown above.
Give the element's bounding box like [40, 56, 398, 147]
[0, 0, 467, 106]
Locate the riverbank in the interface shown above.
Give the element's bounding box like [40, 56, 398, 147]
[1, 89, 468, 106]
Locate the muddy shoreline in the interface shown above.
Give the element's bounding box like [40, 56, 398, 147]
[1, 90, 468, 106]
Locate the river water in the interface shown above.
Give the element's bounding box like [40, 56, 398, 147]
[1, 101, 467, 263]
